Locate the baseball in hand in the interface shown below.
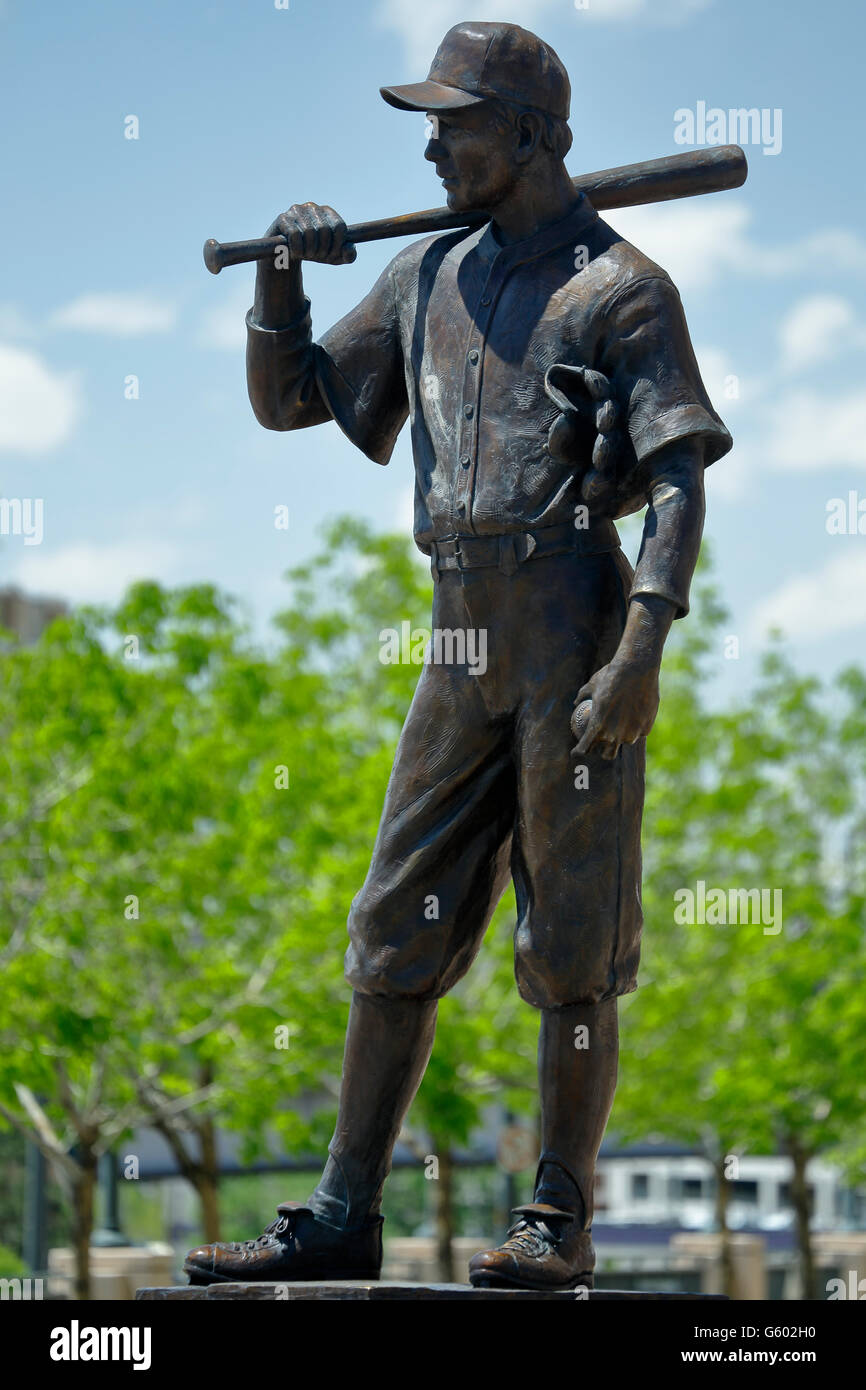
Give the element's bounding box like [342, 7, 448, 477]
[571, 698, 593, 745]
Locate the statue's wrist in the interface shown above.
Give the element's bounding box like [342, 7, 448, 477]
[616, 594, 673, 669]
[610, 648, 661, 682]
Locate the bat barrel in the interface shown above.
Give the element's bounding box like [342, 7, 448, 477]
[580, 144, 747, 210]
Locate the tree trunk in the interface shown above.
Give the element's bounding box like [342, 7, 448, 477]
[196, 1067, 221, 1243]
[433, 1145, 456, 1283]
[71, 1150, 97, 1300]
[786, 1134, 815, 1299]
[196, 1160, 221, 1244]
[713, 1154, 735, 1299]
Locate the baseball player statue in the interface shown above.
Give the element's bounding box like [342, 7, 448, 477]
[185, 20, 732, 1291]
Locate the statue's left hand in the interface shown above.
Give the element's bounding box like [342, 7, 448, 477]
[572, 656, 660, 760]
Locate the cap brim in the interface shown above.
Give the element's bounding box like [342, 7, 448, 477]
[380, 80, 486, 113]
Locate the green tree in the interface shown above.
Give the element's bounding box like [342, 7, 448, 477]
[4, 522, 862, 1303]
[0, 587, 279, 1293]
[616, 580, 866, 1298]
[0, 521, 538, 1291]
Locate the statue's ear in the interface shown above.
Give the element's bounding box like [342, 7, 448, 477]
[544, 363, 592, 416]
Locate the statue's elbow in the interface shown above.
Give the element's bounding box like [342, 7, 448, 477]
[247, 385, 294, 432]
[252, 406, 294, 432]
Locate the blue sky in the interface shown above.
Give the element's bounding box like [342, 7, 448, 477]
[2, 0, 865, 699]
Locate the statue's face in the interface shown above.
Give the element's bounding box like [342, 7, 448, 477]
[424, 104, 521, 212]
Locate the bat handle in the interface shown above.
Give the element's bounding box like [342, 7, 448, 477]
[203, 215, 404, 272]
[204, 236, 288, 274]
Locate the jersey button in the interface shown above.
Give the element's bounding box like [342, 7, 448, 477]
[460, 454, 470, 468]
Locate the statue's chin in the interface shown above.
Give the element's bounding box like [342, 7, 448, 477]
[447, 190, 488, 215]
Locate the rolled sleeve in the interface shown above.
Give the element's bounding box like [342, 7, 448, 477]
[246, 257, 409, 464]
[246, 298, 330, 432]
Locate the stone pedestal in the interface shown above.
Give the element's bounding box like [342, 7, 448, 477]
[136, 1281, 727, 1301]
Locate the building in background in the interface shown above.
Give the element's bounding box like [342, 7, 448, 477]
[595, 1144, 865, 1231]
[0, 587, 67, 644]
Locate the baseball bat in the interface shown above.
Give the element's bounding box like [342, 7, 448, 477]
[203, 144, 747, 274]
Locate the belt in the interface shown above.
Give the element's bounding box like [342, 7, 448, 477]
[429, 520, 620, 577]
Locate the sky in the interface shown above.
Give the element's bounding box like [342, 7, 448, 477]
[2, 0, 865, 701]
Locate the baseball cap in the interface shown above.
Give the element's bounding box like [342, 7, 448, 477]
[380, 21, 570, 121]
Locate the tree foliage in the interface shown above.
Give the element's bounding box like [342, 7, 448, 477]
[1, 522, 863, 1298]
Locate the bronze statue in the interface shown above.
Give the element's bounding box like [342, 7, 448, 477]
[186, 20, 734, 1292]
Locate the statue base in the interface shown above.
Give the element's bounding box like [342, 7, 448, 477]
[136, 1281, 727, 1301]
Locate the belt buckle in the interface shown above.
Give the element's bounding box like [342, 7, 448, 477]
[432, 538, 463, 575]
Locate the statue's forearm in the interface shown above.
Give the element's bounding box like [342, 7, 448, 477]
[614, 440, 707, 669]
[246, 259, 330, 432]
[251, 258, 307, 330]
[633, 441, 706, 609]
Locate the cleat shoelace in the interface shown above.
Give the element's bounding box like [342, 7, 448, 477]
[500, 1216, 561, 1257]
[229, 1212, 294, 1253]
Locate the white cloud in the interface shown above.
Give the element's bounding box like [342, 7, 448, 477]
[764, 388, 866, 471]
[710, 367, 866, 491]
[694, 343, 750, 409]
[771, 229, 866, 275]
[608, 202, 755, 292]
[693, 304, 866, 492]
[749, 551, 866, 643]
[0, 343, 82, 454]
[9, 538, 183, 605]
[607, 201, 866, 294]
[52, 293, 176, 336]
[689, 345, 751, 498]
[375, 0, 713, 70]
[777, 294, 866, 372]
[198, 289, 250, 351]
[704, 439, 752, 503]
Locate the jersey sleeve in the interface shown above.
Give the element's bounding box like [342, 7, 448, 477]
[596, 272, 732, 480]
[245, 256, 409, 465]
[315, 257, 409, 464]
